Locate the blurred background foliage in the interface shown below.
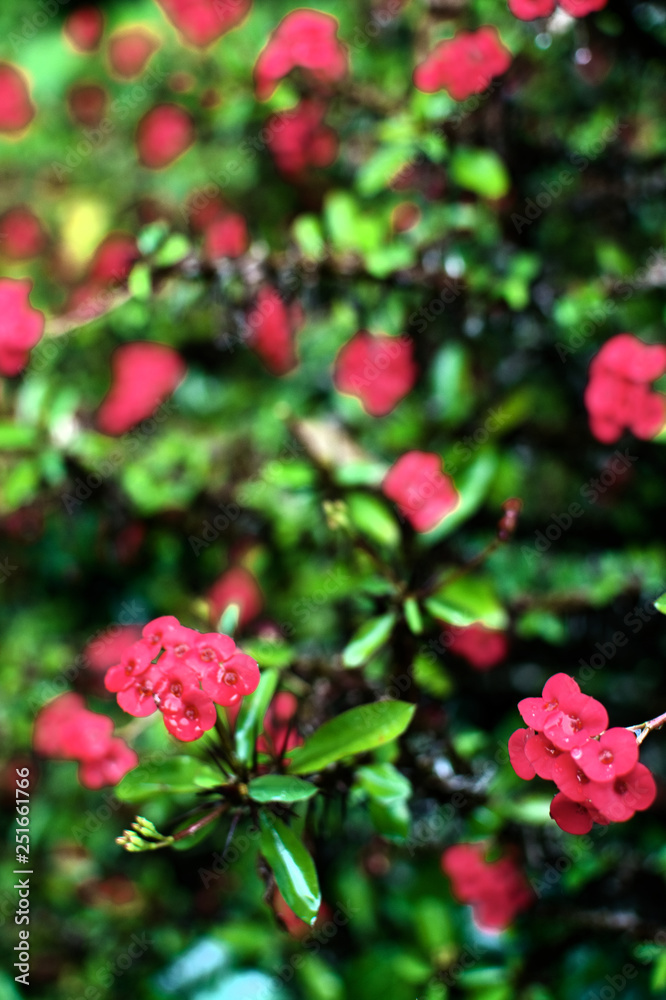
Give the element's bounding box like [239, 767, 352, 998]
[3, 0, 666, 997]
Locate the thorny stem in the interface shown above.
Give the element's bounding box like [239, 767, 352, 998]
[626, 710, 666, 745]
[172, 802, 228, 842]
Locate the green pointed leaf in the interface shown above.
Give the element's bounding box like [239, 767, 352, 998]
[422, 448, 499, 542]
[114, 757, 222, 803]
[654, 593, 666, 614]
[287, 701, 416, 774]
[404, 597, 424, 634]
[342, 612, 397, 668]
[450, 147, 510, 199]
[347, 493, 400, 548]
[248, 775, 318, 803]
[259, 813, 321, 925]
[356, 762, 411, 802]
[128, 262, 151, 301]
[234, 668, 279, 764]
[153, 233, 191, 267]
[425, 574, 507, 630]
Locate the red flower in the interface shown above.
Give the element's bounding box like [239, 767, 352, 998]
[104, 642, 155, 692]
[442, 843, 533, 931]
[187, 632, 237, 677]
[382, 451, 459, 532]
[551, 753, 593, 802]
[0, 207, 46, 259]
[508, 0, 556, 18]
[508, 728, 536, 780]
[585, 334, 666, 443]
[575, 727, 639, 783]
[543, 693, 608, 751]
[524, 732, 563, 780]
[200, 651, 260, 706]
[245, 286, 304, 376]
[162, 688, 217, 741]
[203, 212, 249, 260]
[136, 104, 194, 169]
[254, 9, 348, 101]
[33, 693, 88, 758]
[142, 614, 184, 651]
[518, 672, 581, 730]
[108, 28, 160, 79]
[96, 341, 186, 436]
[333, 331, 418, 417]
[63, 7, 105, 52]
[445, 623, 508, 671]
[154, 662, 201, 712]
[89, 232, 140, 284]
[0, 63, 34, 133]
[266, 100, 338, 177]
[155, 0, 251, 48]
[78, 737, 138, 789]
[257, 692, 303, 759]
[0, 277, 45, 377]
[559, 0, 607, 15]
[413, 28, 511, 101]
[588, 762, 657, 822]
[116, 666, 162, 717]
[550, 792, 594, 834]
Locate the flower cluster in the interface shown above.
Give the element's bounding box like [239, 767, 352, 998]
[155, 0, 252, 48]
[33, 693, 137, 789]
[0, 206, 46, 260]
[245, 286, 304, 376]
[266, 100, 338, 178]
[382, 451, 459, 532]
[64, 7, 105, 52]
[441, 843, 533, 930]
[445, 623, 508, 671]
[208, 566, 263, 630]
[508, 0, 606, 20]
[254, 10, 348, 101]
[105, 615, 260, 742]
[585, 333, 666, 444]
[0, 62, 35, 133]
[257, 692, 303, 762]
[413, 28, 511, 101]
[108, 28, 159, 79]
[96, 341, 186, 436]
[203, 210, 249, 261]
[0, 277, 45, 377]
[509, 673, 657, 834]
[333, 330, 418, 417]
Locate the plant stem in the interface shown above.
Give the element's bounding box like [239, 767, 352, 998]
[626, 710, 666, 745]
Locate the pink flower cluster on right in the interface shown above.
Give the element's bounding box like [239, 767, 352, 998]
[585, 333, 666, 443]
[441, 843, 533, 930]
[509, 673, 657, 834]
[413, 28, 511, 101]
[253, 9, 348, 101]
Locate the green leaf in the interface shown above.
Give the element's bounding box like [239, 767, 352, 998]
[128, 262, 151, 301]
[234, 668, 279, 764]
[450, 147, 510, 199]
[364, 243, 416, 279]
[114, 757, 223, 803]
[423, 448, 499, 541]
[287, 701, 416, 774]
[259, 813, 321, 925]
[425, 575, 507, 630]
[153, 234, 191, 267]
[292, 215, 326, 259]
[404, 597, 424, 635]
[0, 423, 38, 450]
[342, 613, 397, 668]
[654, 593, 666, 614]
[347, 493, 400, 548]
[248, 775, 318, 803]
[356, 762, 411, 802]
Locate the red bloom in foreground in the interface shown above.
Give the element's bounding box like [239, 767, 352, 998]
[33, 693, 136, 789]
[63, 7, 105, 52]
[108, 28, 160, 78]
[442, 843, 533, 930]
[585, 333, 666, 443]
[333, 331, 418, 417]
[266, 100, 338, 178]
[136, 104, 195, 169]
[508, 0, 556, 18]
[445, 623, 508, 671]
[512, 672, 657, 833]
[104, 616, 260, 741]
[96, 341, 186, 436]
[254, 9, 348, 101]
[382, 451, 459, 532]
[413, 28, 511, 101]
[84, 624, 144, 672]
[203, 212, 249, 260]
[155, 0, 251, 48]
[0, 278, 45, 377]
[0, 63, 35, 133]
[245, 286, 304, 376]
[208, 566, 263, 630]
[0, 207, 46, 259]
